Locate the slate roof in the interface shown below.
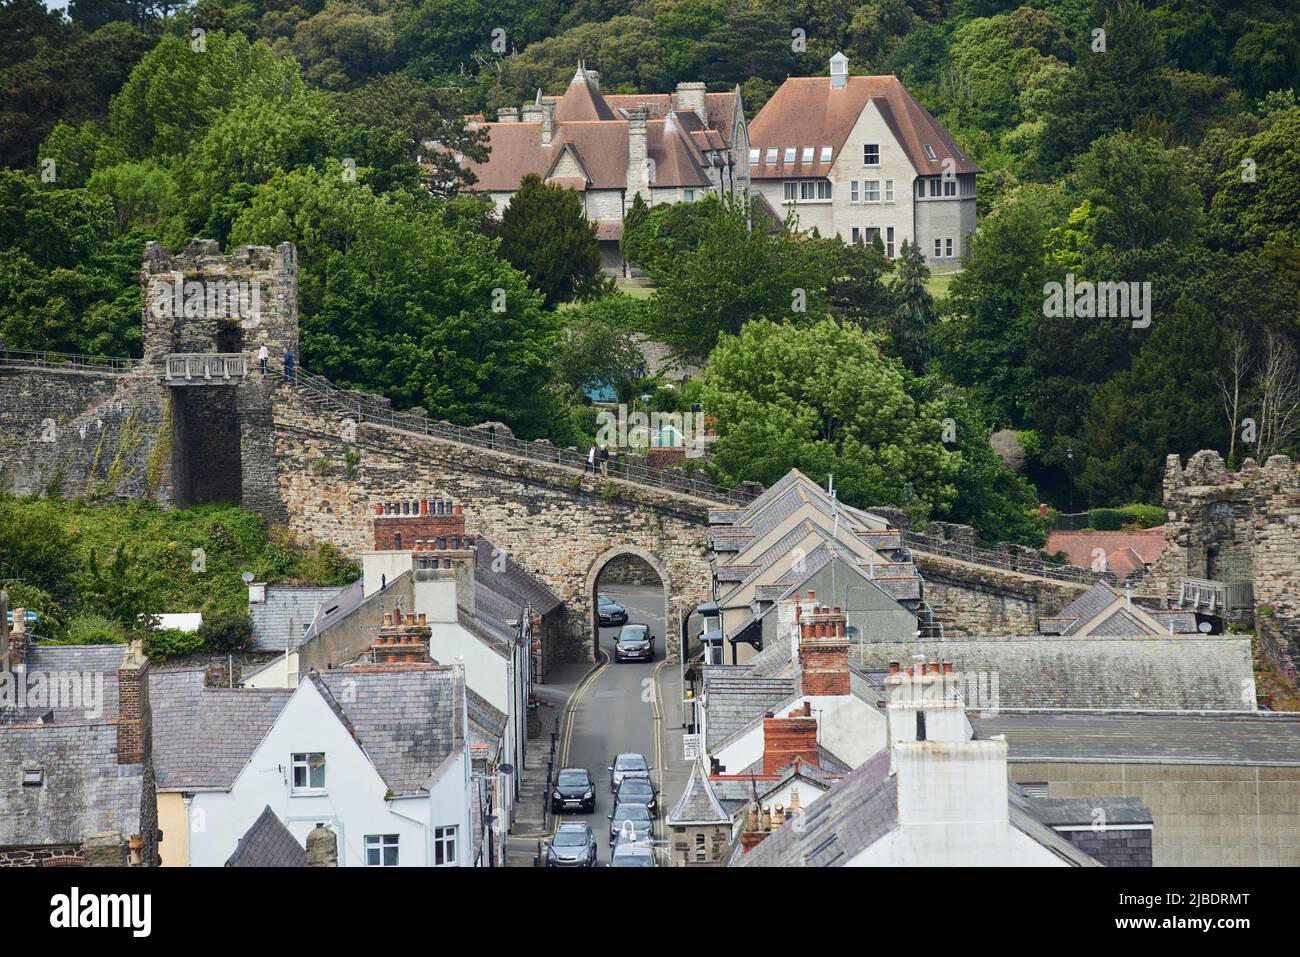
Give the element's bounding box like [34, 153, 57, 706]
[850, 635, 1255, 710]
[0, 722, 143, 848]
[150, 669, 293, 791]
[225, 805, 307, 867]
[747, 73, 981, 180]
[1019, 793, 1152, 827]
[249, 585, 345, 652]
[476, 536, 563, 616]
[467, 687, 507, 755]
[313, 668, 463, 796]
[737, 749, 896, 867]
[703, 675, 799, 748]
[26, 643, 128, 673]
[668, 760, 730, 825]
[974, 712, 1300, 766]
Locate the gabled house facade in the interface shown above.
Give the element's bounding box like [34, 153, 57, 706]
[465, 64, 750, 275]
[181, 667, 473, 868]
[747, 53, 979, 268]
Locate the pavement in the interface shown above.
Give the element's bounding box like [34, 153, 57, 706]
[506, 583, 696, 867]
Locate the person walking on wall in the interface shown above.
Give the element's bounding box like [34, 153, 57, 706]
[283, 345, 295, 382]
[587, 443, 598, 474]
[258, 343, 269, 375]
[599, 444, 609, 477]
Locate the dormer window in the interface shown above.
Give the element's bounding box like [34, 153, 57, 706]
[801, 146, 814, 163]
[923, 144, 937, 161]
[783, 147, 796, 163]
[830, 53, 849, 89]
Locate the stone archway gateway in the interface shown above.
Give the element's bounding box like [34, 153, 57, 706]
[585, 544, 673, 663]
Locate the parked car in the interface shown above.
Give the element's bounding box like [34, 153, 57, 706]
[551, 767, 595, 813]
[609, 752, 651, 792]
[613, 623, 655, 663]
[609, 840, 656, 867]
[598, 594, 628, 626]
[615, 775, 656, 812]
[608, 802, 654, 845]
[546, 822, 597, 867]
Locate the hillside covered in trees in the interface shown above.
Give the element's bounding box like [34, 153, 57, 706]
[2, 0, 1297, 543]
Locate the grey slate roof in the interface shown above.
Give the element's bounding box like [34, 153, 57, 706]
[150, 669, 293, 790]
[1056, 582, 1118, 632]
[850, 635, 1255, 710]
[26, 643, 128, 673]
[1019, 792, 1152, 827]
[314, 668, 463, 796]
[467, 687, 507, 755]
[0, 722, 144, 848]
[476, 536, 563, 616]
[737, 749, 896, 867]
[668, 760, 730, 825]
[703, 675, 799, 748]
[974, 711, 1300, 766]
[225, 805, 307, 867]
[249, 585, 345, 652]
[1005, 790, 1102, 866]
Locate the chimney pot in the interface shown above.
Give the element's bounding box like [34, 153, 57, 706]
[807, 591, 815, 602]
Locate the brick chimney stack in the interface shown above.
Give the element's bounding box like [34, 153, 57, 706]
[116, 641, 150, 766]
[370, 608, 433, 666]
[373, 497, 466, 550]
[797, 602, 850, 696]
[762, 705, 820, 773]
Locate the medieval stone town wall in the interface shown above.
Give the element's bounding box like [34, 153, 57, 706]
[1148, 451, 1300, 669]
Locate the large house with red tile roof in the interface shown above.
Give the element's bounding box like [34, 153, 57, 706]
[464, 64, 751, 275]
[747, 52, 979, 268]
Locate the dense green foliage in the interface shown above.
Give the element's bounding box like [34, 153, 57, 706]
[1, 0, 1297, 539]
[0, 496, 356, 647]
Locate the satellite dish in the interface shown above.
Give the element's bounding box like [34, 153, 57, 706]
[307, 754, 326, 769]
[1198, 621, 1212, 633]
[498, 764, 515, 776]
[845, 626, 860, 640]
[241, 572, 255, 584]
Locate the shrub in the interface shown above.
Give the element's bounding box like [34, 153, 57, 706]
[144, 627, 204, 659]
[1089, 503, 1164, 530]
[64, 612, 126, 645]
[197, 609, 254, 652]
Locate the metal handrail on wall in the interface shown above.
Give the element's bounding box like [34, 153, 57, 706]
[0, 348, 136, 372]
[272, 365, 759, 506]
[901, 530, 1115, 585]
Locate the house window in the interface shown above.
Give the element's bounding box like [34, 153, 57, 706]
[801, 146, 814, 163]
[820, 146, 833, 162]
[943, 178, 956, 197]
[945, 238, 953, 257]
[886, 227, 895, 258]
[800, 181, 815, 200]
[365, 834, 399, 867]
[929, 178, 942, 197]
[765, 147, 777, 164]
[916, 178, 925, 199]
[22, 768, 43, 786]
[851, 227, 861, 245]
[684, 189, 694, 201]
[783, 181, 798, 201]
[817, 180, 831, 200]
[863, 180, 880, 202]
[863, 144, 879, 165]
[850, 181, 859, 204]
[783, 147, 796, 163]
[865, 227, 880, 248]
[748, 148, 759, 164]
[885, 180, 894, 202]
[923, 143, 937, 160]
[434, 826, 458, 866]
[694, 833, 707, 862]
[291, 753, 325, 791]
[934, 238, 943, 258]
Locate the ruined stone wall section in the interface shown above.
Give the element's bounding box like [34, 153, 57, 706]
[1152, 451, 1300, 666]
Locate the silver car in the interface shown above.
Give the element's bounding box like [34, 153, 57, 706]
[608, 802, 654, 846]
[609, 752, 651, 792]
[609, 840, 656, 867]
[546, 822, 597, 867]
